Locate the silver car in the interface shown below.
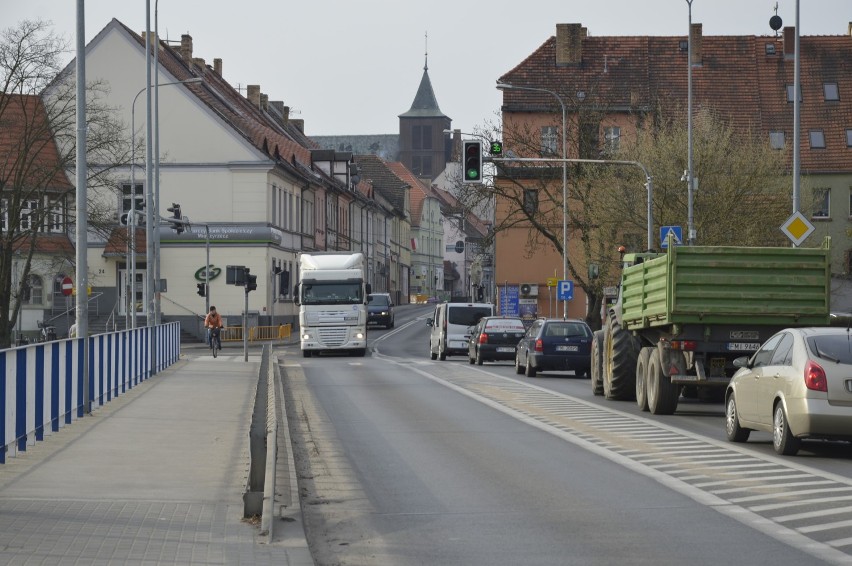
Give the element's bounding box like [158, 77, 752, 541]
[725, 327, 852, 455]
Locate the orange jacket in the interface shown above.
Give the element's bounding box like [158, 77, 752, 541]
[204, 312, 223, 329]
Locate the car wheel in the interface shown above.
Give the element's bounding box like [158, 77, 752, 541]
[725, 393, 751, 443]
[525, 357, 537, 377]
[773, 403, 801, 456]
[438, 341, 447, 361]
[591, 331, 604, 396]
[476, 349, 484, 366]
[635, 347, 652, 412]
[468, 352, 475, 364]
[515, 353, 524, 375]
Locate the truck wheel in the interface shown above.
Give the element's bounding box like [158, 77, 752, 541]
[430, 350, 438, 360]
[635, 347, 652, 411]
[354, 348, 366, 357]
[438, 342, 447, 361]
[725, 392, 751, 443]
[302, 350, 311, 358]
[591, 331, 604, 396]
[647, 349, 679, 415]
[603, 314, 639, 400]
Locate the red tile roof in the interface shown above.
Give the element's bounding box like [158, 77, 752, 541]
[386, 162, 435, 228]
[103, 227, 146, 257]
[500, 28, 852, 172]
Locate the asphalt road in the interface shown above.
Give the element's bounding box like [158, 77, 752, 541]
[280, 304, 852, 566]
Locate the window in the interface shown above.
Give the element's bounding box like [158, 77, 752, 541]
[769, 131, 786, 150]
[25, 274, 43, 305]
[121, 182, 144, 214]
[48, 200, 63, 232]
[412, 125, 433, 150]
[604, 127, 621, 152]
[752, 333, 784, 368]
[579, 120, 600, 159]
[20, 199, 39, 231]
[812, 188, 830, 218]
[541, 126, 558, 155]
[824, 83, 839, 101]
[809, 130, 826, 149]
[0, 199, 6, 232]
[770, 333, 794, 366]
[412, 155, 432, 177]
[786, 85, 802, 103]
[846, 129, 852, 148]
[765, 43, 776, 55]
[523, 189, 538, 214]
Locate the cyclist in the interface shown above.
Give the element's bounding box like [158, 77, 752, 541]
[204, 306, 223, 351]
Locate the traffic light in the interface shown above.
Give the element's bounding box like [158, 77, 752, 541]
[489, 140, 503, 156]
[245, 271, 257, 292]
[196, 283, 206, 297]
[167, 203, 184, 234]
[476, 285, 485, 301]
[462, 140, 482, 183]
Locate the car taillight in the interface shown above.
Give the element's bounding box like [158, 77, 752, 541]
[479, 333, 488, 344]
[535, 338, 543, 352]
[804, 360, 828, 392]
[670, 340, 697, 351]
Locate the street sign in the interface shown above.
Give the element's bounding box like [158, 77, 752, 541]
[61, 276, 73, 296]
[660, 225, 683, 248]
[558, 280, 574, 301]
[780, 211, 815, 246]
[546, 277, 558, 287]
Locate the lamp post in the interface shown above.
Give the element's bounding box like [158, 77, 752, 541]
[686, 0, 696, 245]
[129, 78, 201, 328]
[496, 82, 569, 318]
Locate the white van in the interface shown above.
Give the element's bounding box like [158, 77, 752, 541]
[427, 302, 495, 360]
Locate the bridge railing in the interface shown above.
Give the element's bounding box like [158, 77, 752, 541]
[0, 322, 181, 464]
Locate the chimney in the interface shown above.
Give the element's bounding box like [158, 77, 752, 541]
[260, 93, 269, 111]
[451, 129, 462, 162]
[247, 85, 261, 108]
[180, 34, 193, 63]
[213, 58, 222, 75]
[291, 119, 304, 133]
[690, 23, 702, 65]
[556, 23, 586, 65]
[270, 101, 288, 124]
[192, 57, 206, 69]
[783, 26, 796, 60]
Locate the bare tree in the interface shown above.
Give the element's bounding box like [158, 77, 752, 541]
[0, 19, 132, 348]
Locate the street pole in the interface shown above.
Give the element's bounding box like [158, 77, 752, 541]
[792, 0, 801, 216]
[686, 0, 696, 245]
[496, 82, 568, 318]
[145, 0, 155, 330]
[75, 0, 90, 413]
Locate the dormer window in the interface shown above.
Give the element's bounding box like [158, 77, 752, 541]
[765, 43, 776, 55]
[809, 130, 826, 149]
[786, 85, 802, 103]
[769, 131, 785, 150]
[824, 83, 839, 101]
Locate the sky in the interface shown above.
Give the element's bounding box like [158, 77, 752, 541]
[4, 1, 851, 137]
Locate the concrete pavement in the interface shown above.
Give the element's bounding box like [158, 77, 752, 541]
[0, 344, 313, 565]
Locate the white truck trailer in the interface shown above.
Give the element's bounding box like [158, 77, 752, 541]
[295, 252, 371, 357]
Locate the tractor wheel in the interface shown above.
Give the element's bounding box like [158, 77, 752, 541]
[590, 330, 604, 396]
[603, 313, 640, 400]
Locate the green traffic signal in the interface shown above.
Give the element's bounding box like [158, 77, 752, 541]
[489, 141, 503, 155]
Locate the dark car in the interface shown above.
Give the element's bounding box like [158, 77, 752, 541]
[367, 293, 395, 329]
[515, 318, 593, 377]
[467, 316, 527, 365]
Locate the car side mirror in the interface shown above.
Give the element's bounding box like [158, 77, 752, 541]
[426, 318, 434, 327]
[733, 356, 750, 369]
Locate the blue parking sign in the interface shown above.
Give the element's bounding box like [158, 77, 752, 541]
[558, 280, 574, 301]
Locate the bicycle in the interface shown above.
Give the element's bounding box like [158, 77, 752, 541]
[209, 327, 222, 358]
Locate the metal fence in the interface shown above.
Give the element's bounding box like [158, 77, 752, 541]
[1, 322, 181, 464]
[220, 324, 291, 342]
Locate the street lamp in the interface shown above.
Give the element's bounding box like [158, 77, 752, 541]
[496, 82, 569, 318]
[686, 0, 696, 245]
[129, 77, 201, 328]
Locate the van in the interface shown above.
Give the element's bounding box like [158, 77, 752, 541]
[426, 302, 495, 360]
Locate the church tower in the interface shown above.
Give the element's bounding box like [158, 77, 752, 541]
[398, 43, 451, 181]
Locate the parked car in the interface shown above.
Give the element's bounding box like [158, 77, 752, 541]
[467, 316, 527, 365]
[515, 318, 593, 378]
[725, 327, 852, 456]
[367, 293, 395, 329]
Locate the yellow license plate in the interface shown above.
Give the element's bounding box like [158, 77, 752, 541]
[709, 357, 726, 377]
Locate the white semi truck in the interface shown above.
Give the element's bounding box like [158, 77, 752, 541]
[295, 252, 371, 357]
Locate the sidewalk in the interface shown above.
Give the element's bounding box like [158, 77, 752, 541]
[0, 349, 313, 565]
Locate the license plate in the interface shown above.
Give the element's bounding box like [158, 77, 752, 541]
[710, 357, 727, 377]
[727, 342, 760, 351]
[556, 345, 579, 352]
[450, 341, 467, 349]
[497, 347, 515, 353]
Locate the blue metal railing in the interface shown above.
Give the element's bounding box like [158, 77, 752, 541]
[0, 322, 180, 463]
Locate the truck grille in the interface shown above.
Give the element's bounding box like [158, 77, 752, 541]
[318, 327, 347, 347]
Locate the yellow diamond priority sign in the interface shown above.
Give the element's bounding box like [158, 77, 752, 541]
[780, 211, 815, 246]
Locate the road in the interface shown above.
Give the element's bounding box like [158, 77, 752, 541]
[280, 304, 852, 566]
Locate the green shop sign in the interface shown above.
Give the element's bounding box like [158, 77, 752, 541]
[194, 265, 222, 282]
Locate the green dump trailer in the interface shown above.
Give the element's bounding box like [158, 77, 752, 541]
[591, 238, 831, 414]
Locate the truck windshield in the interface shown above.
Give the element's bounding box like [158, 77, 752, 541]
[302, 282, 363, 305]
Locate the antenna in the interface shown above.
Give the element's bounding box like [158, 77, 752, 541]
[424, 31, 429, 71]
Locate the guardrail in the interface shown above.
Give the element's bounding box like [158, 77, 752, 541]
[220, 324, 291, 343]
[1, 322, 181, 464]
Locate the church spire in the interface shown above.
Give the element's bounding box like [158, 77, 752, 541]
[399, 31, 449, 119]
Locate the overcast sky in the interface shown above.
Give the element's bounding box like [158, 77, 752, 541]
[5, 1, 850, 136]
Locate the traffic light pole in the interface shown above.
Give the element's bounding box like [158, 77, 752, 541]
[243, 283, 249, 362]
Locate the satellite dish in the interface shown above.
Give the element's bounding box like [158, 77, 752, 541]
[769, 15, 783, 31]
